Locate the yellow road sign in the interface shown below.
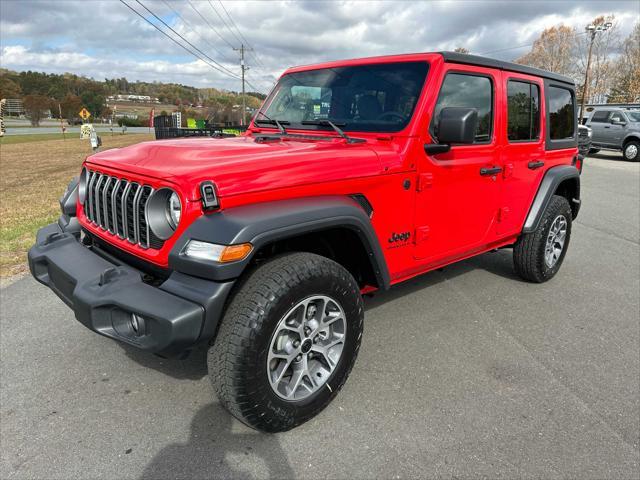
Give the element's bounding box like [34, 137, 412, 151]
[79, 108, 91, 120]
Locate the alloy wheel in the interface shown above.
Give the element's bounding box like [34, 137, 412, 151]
[544, 215, 567, 268]
[267, 295, 346, 401]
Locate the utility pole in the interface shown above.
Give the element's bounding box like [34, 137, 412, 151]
[233, 44, 252, 126]
[579, 21, 612, 123]
[58, 103, 66, 141]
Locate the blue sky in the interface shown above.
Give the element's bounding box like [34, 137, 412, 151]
[1, 0, 638, 94]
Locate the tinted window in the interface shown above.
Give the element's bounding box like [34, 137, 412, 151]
[548, 86, 575, 139]
[258, 62, 428, 133]
[507, 80, 540, 141]
[433, 73, 493, 142]
[590, 110, 610, 123]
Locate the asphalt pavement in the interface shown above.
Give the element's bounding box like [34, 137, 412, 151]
[1, 152, 639, 479]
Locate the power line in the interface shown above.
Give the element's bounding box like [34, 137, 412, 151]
[134, 0, 239, 79]
[207, 0, 243, 46]
[480, 30, 589, 56]
[218, 0, 266, 69]
[185, 0, 235, 50]
[243, 72, 264, 93]
[160, 0, 234, 65]
[119, 0, 238, 79]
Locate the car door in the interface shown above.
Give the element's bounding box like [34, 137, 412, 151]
[414, 65, 501, 263]
[498, 74, 545, 236]
[606, 111, 627, 147]
[588, 110, 611, 145]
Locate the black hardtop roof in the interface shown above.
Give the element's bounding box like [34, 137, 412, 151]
[439, 51, 575, 86]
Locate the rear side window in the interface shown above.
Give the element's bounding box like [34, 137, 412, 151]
[433, 73, 493, 143]
[590, 110, 610, 123]
[507, 80, 540, 141]
[548, 86, 575, 139]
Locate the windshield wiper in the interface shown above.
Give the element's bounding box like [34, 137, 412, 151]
[254, 111, 289, 134]
[301, 120, 365, 143]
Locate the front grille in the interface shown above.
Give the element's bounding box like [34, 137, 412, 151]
[578, 129, 589, 139]
[84, 170, 164, 250]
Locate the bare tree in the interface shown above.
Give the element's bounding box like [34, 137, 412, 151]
[454, 47, 470, 54]
[516, 25, 577, 78]
[609, 22, 640, 103]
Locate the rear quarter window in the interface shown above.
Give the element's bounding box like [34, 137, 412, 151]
[590, 110, 610, 123]
[548, 86, 575, 140]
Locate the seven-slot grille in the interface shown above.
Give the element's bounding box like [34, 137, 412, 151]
[84, 170, 164, 249]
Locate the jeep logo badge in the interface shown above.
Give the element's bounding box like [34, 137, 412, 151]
[388, 231, 411, 243]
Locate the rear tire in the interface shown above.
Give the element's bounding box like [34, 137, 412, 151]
[514, 195, 572, 283]
[208, 252, 364, 432]
[623, 141, 639, 162]
[588, 148, 600, 155]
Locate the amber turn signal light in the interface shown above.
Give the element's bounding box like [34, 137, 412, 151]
[219, 243, 253, 263]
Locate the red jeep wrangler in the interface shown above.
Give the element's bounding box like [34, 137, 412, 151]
[29, 52, 582, 432]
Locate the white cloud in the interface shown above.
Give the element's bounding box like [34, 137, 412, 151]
[1, 0, 637, 93]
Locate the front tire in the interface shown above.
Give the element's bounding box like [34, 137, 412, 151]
[513, 195, 572, 283]
[623, 141, 639, 162]
[208, 252, 364, 432]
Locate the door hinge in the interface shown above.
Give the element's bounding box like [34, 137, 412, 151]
[415, 226, 430, 243]
[503, 163, 514, 179]
[497, 207, 510, 223]
[417, 173, 433, 191]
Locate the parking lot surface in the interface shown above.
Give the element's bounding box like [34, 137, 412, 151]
[1, 153, 639, 479]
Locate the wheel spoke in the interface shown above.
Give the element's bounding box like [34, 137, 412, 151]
[323, 310, 343, 327]
[273, 355, 295, 384]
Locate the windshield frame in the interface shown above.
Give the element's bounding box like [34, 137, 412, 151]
[254, 60, 430, 135]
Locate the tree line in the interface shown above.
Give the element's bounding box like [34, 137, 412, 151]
[0, 69, 266, 126]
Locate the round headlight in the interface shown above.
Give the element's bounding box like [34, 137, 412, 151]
[146, 188, 181, 240]
[168, 191, 181, 229]
[78, 167, 88, 204]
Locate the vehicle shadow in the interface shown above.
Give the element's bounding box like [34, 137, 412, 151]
[589, 151, 624, 161]
[140, 402, 296, 480]
[120, 343, 209, 380]
[365, 248, 521, 311]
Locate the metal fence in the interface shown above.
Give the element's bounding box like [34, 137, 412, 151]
[153, 115, 247, 140]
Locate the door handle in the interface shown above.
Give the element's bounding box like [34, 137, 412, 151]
[528, 160, 545, 170]
[480, 166, 502, 176]
[604, 126, 611, 129]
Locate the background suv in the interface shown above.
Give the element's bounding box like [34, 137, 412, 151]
[586, 108, 640, 161]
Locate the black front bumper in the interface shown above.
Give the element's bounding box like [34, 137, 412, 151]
[28, 223, 234, 357]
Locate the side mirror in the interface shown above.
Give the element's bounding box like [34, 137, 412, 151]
[611, 119, 626, 126]
[438, 107, 478, 144]
[424, 107, 478, 155]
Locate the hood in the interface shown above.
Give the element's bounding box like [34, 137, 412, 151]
[86, 136, 383, 199]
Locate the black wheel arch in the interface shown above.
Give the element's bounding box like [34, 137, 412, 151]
[523, 165, 581, 234]
[169, 195, 390, 289]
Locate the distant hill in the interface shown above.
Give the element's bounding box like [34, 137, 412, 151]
[0, 68, 267, 125]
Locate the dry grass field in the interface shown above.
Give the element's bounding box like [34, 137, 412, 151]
[0, 133, 154, 281]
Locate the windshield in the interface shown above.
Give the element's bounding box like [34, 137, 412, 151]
[626, 111, 640, 122]
[257, 61, 429, 133]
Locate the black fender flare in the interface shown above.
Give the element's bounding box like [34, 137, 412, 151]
[523, 165, 580, 233]
[169, 196, 390, 288]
